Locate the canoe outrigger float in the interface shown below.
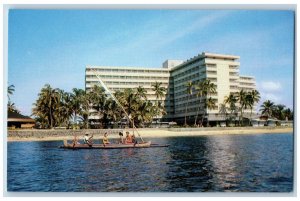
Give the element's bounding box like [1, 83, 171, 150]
[60, 140, 169, 149]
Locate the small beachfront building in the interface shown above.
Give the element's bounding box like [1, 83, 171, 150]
[8, 111, 35, 129]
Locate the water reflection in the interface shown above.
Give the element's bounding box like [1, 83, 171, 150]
[165, 137, 215, 192]
[205, 135, 242, 191]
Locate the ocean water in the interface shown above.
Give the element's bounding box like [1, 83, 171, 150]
[7, 133, 294, 192]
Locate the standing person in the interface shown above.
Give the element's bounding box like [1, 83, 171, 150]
[102, 132, 110, 145]
[83, 132, 93, 147]
[118, 131, 124, 144]
[125, 131, 132, 144]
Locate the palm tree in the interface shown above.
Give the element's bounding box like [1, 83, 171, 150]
[32, 84, 60, 128]
[224, 94, 237, 113]
[203, 80, 217, 126]
[136, 86, 147, 100]
[237, 90, 247, 126]
[224, 93, 238, 126]
[135, 100, 155, 127]
[104, 97, 122, 127]
[184, 81, 193, 126]
[88, 85, 107, 126]
[70, 88, 85, 126]
[116, 88, 139, 127]
[152, 81, 166, 101]
[124, 88, 139, 117]
[112, 88, 160, 128]
[194, 80, 205, 126]
[80, 92, 92, 129]
[274, 104, 286, 120]
[7, 101, 20, 114]
[44, 84, 60, 128]
[247, 90, 261, 123]
[219, 103, 227, 123]
[7, 84, 15, 100]
[206, 97, 217, 126]
[151, 81, 167, 117]
[260, 100, 275, 119]
[55, 90, 73, 128]
[283, 108, 293, 120]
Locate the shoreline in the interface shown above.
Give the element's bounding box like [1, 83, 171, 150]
[7, 127, 293, 142]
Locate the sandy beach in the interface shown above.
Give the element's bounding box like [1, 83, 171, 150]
[7, 126, 293, 142]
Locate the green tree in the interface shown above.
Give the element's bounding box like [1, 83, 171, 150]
[136, 86, 147, 100]
[104, 97, 122, 127]
[135, 100, 155, 127]
[283, 108, 293, 120]
[194, 80, 205, 126]
[32, 84, 60, 128]
[260, 100, 275, 119]
[219, 103, 228, 123]
[7, 84, 15, 101]
[7, 84, 21, 114]
[7, 101, 20, 114]
[114, 88, 139, 127]
[203, 80, 217, 126]
[184, 81, 193, 126]
[273, 104, 286, 120]
[70, 88, 86, 126]
[113, 88, 156, 128]
[206, 97, 217, 126]
[80, 92, 92, 129]
[224, 93, 238, 126]
[88, 85, 107, 127]
[237, 90, 248, 126]
[55, 90, 73, 127]
[247, 90, 261, 123]
[151, 81, 167, 118]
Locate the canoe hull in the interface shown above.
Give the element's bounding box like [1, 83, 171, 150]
[61, 141, 152, 149]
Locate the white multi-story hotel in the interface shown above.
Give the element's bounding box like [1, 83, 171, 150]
[85, 52, 256, 125]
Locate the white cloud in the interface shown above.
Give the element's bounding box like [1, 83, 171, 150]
[260, 81, 282, 92]
[261, 93, 282, 103]
[157, 11, 233, 47]
[256, 81, 284, 111]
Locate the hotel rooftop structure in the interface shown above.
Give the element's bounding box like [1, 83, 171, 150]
[85, 52, 256, 124]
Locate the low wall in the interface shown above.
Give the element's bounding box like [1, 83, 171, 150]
[7, 126, 293, 139]
[7, 129, 126, 138]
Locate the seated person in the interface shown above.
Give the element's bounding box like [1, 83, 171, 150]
[131, 134, 136, 144]
[72, 134, 80, 147]
[118, 131, 124, 144]
[83, 133, 93, 146]
[125, 131, 133, 144]
[103, 132, 110, 145]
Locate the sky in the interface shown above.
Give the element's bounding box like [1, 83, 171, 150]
[7, 9, 294, 116]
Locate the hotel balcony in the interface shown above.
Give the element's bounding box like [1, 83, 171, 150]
[229, 72, 239, 79]
[86, 70, 170, 78]
[205, 66, 217, 72]
[229, 67, 239, 73]
[239, 79, 255, 84]
[204, 58, 240, 66]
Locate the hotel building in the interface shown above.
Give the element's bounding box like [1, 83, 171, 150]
[85, 52, 256, 124]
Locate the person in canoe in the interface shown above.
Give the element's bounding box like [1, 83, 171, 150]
[118, 131, 124, 144]
[103, 132, 110, 145]
[72, 134, 80, 147]
[125, 131, 133, 144]
[131, 133, 137, 144]
[83, 132, 93, 147]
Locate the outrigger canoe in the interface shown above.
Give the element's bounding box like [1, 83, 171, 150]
[60, 140, 168, 149]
